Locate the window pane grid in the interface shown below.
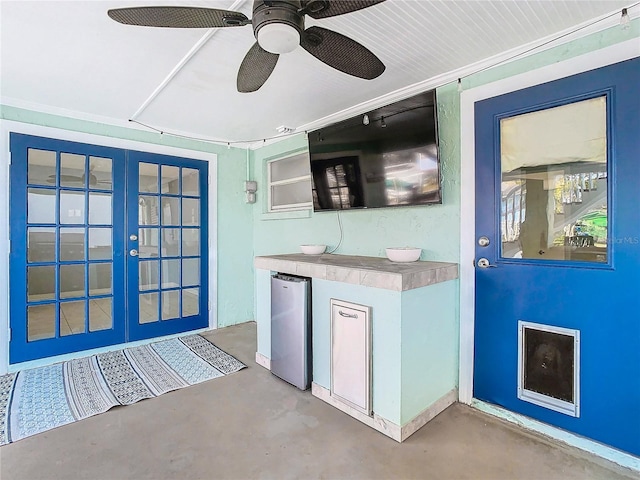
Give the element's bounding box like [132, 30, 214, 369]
[25, 147, 116, 342]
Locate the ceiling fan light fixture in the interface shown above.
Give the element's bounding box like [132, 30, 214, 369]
[257, 23, 300, 54]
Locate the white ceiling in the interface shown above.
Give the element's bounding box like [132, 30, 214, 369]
[0, 0, 633, 144]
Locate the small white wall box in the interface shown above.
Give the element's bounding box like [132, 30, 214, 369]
[245, 181, 257, 204]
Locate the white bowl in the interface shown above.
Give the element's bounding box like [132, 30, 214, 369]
[385, 247, 421, 263]
[300, 244, 326, 255]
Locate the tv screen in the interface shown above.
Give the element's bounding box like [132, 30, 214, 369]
[308, 90, 441, 212]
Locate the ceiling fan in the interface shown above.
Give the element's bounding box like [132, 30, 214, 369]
[108, 0, 387, 92]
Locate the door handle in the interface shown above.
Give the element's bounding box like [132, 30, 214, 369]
[129, 249, 138, 257]
[475, 258, 497, 268]
[338, 310, 358, 318]
[477, 236, 490, 247]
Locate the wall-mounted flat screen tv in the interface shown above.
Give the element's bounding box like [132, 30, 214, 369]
[308, 90, 441, 212]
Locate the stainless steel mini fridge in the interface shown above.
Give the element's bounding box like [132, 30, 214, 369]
[271, 274, 311, 390]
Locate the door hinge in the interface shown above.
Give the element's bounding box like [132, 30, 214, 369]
[8, 328, 11, 341]
[208, 301, 211, 311]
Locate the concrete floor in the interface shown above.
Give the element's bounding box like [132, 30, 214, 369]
[0, 322, 635, 480]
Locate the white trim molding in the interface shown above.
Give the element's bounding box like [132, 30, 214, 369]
[312, 382, 457, 443]
[255, 351, 271, 370]
[0, 120, 218, 375]
[472, 400, 640, 473]
[458, 38, 639, 470]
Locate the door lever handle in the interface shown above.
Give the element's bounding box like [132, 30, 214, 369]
[475, 258, 497, 268]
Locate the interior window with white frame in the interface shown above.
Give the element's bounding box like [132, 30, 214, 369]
[267, 152, 313, 212]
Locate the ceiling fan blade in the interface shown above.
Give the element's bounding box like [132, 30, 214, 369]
[302, 0, 385, 19]
[59, 175, 83, 182]
[301, 26, 385, 80]
[107, 7, 249, 28]
[237, 43, 279, 93]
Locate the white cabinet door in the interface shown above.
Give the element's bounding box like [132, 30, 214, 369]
[330, 299, 371, 415]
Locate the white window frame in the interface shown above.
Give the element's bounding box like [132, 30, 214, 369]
[267, 152, 313, 212]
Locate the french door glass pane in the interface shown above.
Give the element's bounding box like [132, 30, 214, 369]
[161, 198, 180, 226]
[140, 292, 159, 323]
[162, 291, 180, 320]
[139, 163, 158, 193]
[139, 196, 159, 225]
[182, 288, 199, 316]
[27, 265, 55, 301]
[182, 258, 200, 287]
[182, 228, 199, 256]
[60, 228, 85, 261]
[60, 300, 86, 336]
[161, 166, 180, 194]
[139, 228, 159, 258]
[182, 198, 199, 226]
[28, 188, 56, 224]
[89, 156, 113, 190]
[88, 228, 112, 260]
[27, 148, 56, 186]
[89, 263, 112, 296]
[161, 228, 180, 257]
[161, 259, 181, 288]
[28, 304, 56, 341]
[60, 191, 85, 224]
[60, 264, 85, 298]
[139, 261, 159, 291]
[182, 168, 199, 196]
[89, 299, 112, 332]
[27, 227, 56, 262]
[60, 153, 86, 188]
[500, 96, 607, 263]
[89, 192, 112, 225]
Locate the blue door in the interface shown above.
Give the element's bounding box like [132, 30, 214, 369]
[474, 58, 640, 456]
[126, 150, 209, 341]
[9, 134, 209, 363]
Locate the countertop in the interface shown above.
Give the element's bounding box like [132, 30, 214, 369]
[254, 253, 458, 291]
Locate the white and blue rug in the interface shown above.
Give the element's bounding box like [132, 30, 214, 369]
[0, 334, 245, 445]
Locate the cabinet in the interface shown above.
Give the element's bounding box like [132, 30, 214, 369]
[254, 254, 459, 442]
[330, 299, 371, 415]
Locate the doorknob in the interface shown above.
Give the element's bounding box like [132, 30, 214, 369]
[130, 234, 138, 241]
[475, 258, 496, 268]
[477, 236, 490, 247]
[129, 249, 138, 257]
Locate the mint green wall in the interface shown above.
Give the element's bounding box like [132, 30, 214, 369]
[250, 22, 639, 266]
[251, 98, 461, 262]
[460, 18, 639, 91]
[400, 281, 457, 424]
[0, 106, 254, 327]
[255, 268, 272, 357]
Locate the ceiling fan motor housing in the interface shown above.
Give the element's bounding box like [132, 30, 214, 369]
[253, 1, 305, 53]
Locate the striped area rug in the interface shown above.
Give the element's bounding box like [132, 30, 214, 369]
[0, 334, 245, 445]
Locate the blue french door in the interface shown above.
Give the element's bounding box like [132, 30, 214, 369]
[473, 58, 639, 456]
[9, 134, 209, 363]
[126, 150, 209, 341]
